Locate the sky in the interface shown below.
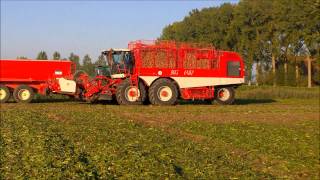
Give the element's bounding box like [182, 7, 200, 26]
[1, 0, 238, 62]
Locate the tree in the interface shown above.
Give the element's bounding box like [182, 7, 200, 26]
[16, 56, 28, 59]
[95, 55, 107, 66]
[69, 53, 80, 67]
[159, 0, 319, 86]
[82, 54, 95, 76]
[36, 51, 48, 60]
[53, 51, 61, 60]
[231, 0, 273, 84]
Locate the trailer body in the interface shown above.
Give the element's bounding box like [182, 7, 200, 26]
[0, 59, 76, 103]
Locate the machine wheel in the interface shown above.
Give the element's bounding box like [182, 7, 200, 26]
[13, 85, 35, 103]
[0, 85, 11, 103]
[73, 70, 89, 85]
[116, 79, 146, 105]
[86, 94, 98, 104]
[75, 87, 85, 101]
[214, 87, 235, 105]
[148, 78, 178, 105]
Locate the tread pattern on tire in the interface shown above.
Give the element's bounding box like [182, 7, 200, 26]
[13, 85, 35, 103]
[116, 79, 146, 105]
[0, 85, 11, 103]
[214, 86, 235, 105]
[148, 78, 178, 106]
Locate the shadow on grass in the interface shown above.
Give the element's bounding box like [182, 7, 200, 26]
[25, 98, 115, 105]
[76, 99, 277, 106]
[234, 98, 276, 105]
[32, 98, 74, 103]
[16, 98, 276, 105]
[77, 100, 118, 105]
[178, 100, 213, 105]
[178, 99, 276, 105]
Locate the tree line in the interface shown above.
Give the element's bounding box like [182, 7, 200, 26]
[160, 0, 319, 86]
[17, 51, 107, 77]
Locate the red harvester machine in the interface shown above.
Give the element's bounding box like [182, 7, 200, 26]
[0, 60, 77, 103]
[0, 40, 245, 105]
[76, 40, 245, 105]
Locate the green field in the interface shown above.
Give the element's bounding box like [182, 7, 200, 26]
[0, 87, 319, 179]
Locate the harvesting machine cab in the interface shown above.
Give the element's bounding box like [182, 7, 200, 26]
[95, 66, 110, 77]
[74, 48, 137, 103]
[101, 48, 134, 77]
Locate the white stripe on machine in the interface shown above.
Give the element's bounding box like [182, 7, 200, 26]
[139, 76, 244, 88]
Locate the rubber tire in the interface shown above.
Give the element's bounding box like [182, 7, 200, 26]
[75, 87, 85, 101]
[13, 85, 35, 103]
[86, 94, 98, 104]
[148, 79, 178, 105]
[214, 87, 235, 105]
[116, 79, 146, 105]
[73, 70, 89, 85]
[0, 85, 11, 103]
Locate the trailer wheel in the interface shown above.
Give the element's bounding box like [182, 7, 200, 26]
[149, 79, 178, 105]
[214, 87, 235, 105]
[0, 85, 11, 103]
[13, 85, 35, 103]
[116, 79, 146, 105]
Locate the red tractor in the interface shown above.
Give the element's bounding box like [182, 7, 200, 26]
[77, 40, 245, 105]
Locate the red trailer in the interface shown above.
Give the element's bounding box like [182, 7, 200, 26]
[78, 40, 245, 105]
[0, 59, 76, 103]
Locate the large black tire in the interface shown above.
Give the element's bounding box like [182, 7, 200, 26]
[73, 70, 89, 86]
[13, 85, 35, 103]
[75, 87, 85, 101]
[0, 85, 11, 103]
[214, 86, 235, 105]
[116, 79, 146, 105]
[148, 78, 178, 105]
[86, 94, 98, 104]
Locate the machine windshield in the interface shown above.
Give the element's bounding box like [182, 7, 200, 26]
[103, 50, 133, 74]
[95, 66, 110, 77]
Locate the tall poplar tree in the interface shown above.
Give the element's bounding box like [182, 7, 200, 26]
[36, 51, 48, 60]
[53, 51, 61, 60]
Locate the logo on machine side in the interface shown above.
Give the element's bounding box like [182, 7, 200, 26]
[184, 70, 194, 76]
[170, 70, 179, 76]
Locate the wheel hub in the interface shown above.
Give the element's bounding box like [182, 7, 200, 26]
[18, 89, 31, 100]
[157, 86, 173, 102]
[125, 86, 140, 102]
[217, 88, 230, 101]
[129, 90, 137, 97]
[0, 89, 6, 100]
[161, 91, 168, 97]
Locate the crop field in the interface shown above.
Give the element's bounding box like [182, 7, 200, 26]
[0, 87, 319, 179]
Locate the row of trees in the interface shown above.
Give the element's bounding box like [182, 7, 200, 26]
[160, 0, 319, 86]
[17, 51, 107, 77]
